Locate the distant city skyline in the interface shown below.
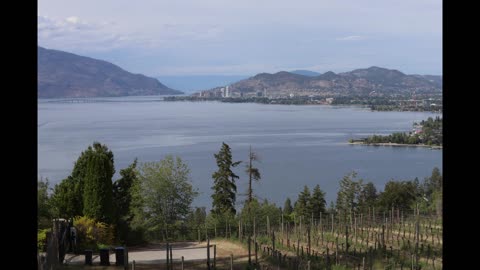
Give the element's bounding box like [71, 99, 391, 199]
[38, 0, 442, 76]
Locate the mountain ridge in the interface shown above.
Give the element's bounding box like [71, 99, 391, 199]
[197, 66, 442, 98]
[38, 46, 183, 98]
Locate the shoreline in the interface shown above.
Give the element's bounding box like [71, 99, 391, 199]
[348, 142, 442, 149]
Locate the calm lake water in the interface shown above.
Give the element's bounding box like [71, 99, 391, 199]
[38, 97, 442, 209]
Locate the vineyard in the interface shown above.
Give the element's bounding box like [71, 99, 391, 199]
[197, 207, 442, 270]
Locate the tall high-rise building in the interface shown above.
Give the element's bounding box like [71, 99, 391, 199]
[225, 86, 230, 98]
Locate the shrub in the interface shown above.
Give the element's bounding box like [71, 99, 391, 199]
[38, 229, 50, 251]
[73, 216, 115, 251]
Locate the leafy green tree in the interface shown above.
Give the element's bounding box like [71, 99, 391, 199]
[377, 181, 417, 212]
[38, 178, 53, 228]
[294, 185, 312, 220]
[211, 142, 241, 216]
[239, 198, 282, 235]
[310, 184, 327, 219]
[112, 158, 138, 243]
[83, 146, 115, 223]
[259, 199, 282, 228]
[135, 155, 198, 240]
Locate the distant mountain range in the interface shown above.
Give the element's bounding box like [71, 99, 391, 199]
[199, 66, 442, 97]
[157, 75, 250, 93]
[290, 70, 322, 77]
[412, 75, 443, 87]
[38, 47, 183, 98]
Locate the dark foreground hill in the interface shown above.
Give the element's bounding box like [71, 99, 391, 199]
[38, 46, 183, 98]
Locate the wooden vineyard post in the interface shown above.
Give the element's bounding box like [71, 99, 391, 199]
[287, 222, 290, 247]
[415, 212, 420, 269]
[254, 217, 257, 245]
[294, 215, 297, 236]
[373, 207, 375, 227]
[255, 241, 258, 265]
[214, 245, 217, 270]
[267, 216, 270, 236]
[346, 216, 350, 255]
[248, 235, 252, 266]
[297, 238, 300, 256]
[331, 213, 334, 234]
[299, 215, 302, 241]
[381, 224, 386, 253]
[166, 242, 170, 270]
[354, 214, 357, 244]
[169, 245, 173, 270]
[321, 212, 324, 246]
[207, 238, 211, 270]
[326, 247, 331, 269]
[307, 224, 311, 257]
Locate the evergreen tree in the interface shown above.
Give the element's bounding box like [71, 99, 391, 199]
[193, 207, 207, 228]
[211, 142, 241, 215]
[112, 158, 138, 242]
[358, 182, 378, 212]
[377, 181, 417, 212]
[283, 197, 293, 216]
[328, 201, 336, 214]
[245, 146, 261, 212]
[336, 171, 362, 219]
[51, 142, 115, 220]
[51, 176, 82, 219]
[424, 167, 442, 197]
[310, 184, 327, 219]
[83, 148, 115, 223]
[423, 167, 442, 216]
[294, 185, 312, 219]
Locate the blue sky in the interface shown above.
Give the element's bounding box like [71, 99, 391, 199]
[38, 0, 442, 76]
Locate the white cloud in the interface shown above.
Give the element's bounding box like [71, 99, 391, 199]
[37, 15, 123, 51]
[65, 16, 79, 24]
[38, 15, 225, 52]
[336, 35, 366, 41]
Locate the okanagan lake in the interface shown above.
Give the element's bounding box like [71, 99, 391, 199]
[38, 96, 442, 209]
